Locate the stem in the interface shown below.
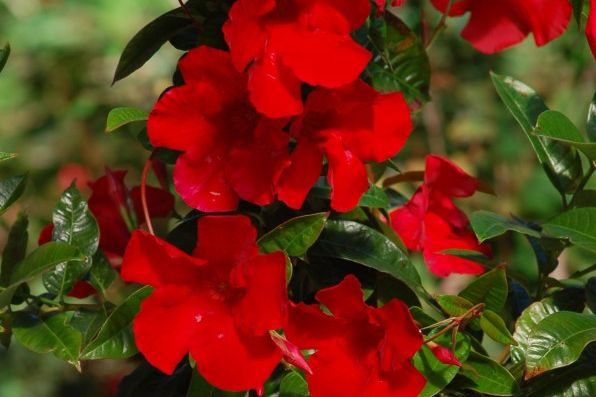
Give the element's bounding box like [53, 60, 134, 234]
[426, 0, 454, 48]
[141, 154, 156, 236]
[424, 303, 485, 344]
[177, 0, 203, 32]
[570, 263, 596, 278]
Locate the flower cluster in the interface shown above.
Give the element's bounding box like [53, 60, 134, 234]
[148, 1, 413, 213]
[390, 155, 490, 276]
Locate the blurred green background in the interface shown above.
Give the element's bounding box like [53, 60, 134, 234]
[0, 0, 594, 396]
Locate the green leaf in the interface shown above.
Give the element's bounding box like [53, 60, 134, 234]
[0, 212, 28, 286]
[367, 12, 430, 102]
[43, 184, 99, 296]
[479, 309, 516, 345]
[0, 174, 27, 214]
[81, 286, 152, 360]
[470, 210, 541, 242]
[69, 310, 108, 345]
[458, 351, 519, 396]
[0, 42, 9, 74]
[535, 110, 596, 161]
[0, 242, 84, 308]
[13, 312, 82, 368]
[0, 152, 17, 162]
[279, 370, 309, 397]
[436, 295, 474, 317]
[309, 220, 431, 302]
[491, 73, 583, 193]
[525, 311, 596, 378]
[106, 107, 149, 133]
[87, 252, 116, 298]
[510, 299, 561, 377]
[571, 0, 585, 26]
[258, 213, 328, 257]
[459, 266, 508, 313]
[113, 8, 198, 83]
[588, 92, 596, 142]
[413, 333, 471, 397]
[542, 207, 596, 253]
[525, 358, 596, 397]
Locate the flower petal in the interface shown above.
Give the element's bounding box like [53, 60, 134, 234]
[274, 27, 371, 88]
[121, 231, 205, 287]
[226, 120, 290, 205]
[193, 215, 259, 265]
[233, 252, 288, 335]
[173, 149, 240, 213]
[324, 137, 369, 212]
[375, 299, 423, 366]
[131, 185, 174, 223]
[314, 274, 367, 320]
[277, 140, 323, 210]
[305, 348, 370, 397]
[390, 189, 426, 250]
[190, 309, 282, 392]
[286, 302, 344, 350]
[133, 285, 203, 374]
[248, 51, 303, 118]
[587, 0, 596, 58]
[363, 361, 427, 397]
[424, 155, 478, 197]
[147, 84, 220, 152]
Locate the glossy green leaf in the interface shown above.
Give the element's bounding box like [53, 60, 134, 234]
[542, 208, 596, 253]
[0, 212, 28, 286]
[0, 242, 83, 308]
[491, 73, 583, 193]
[367, 12, 430, 102]
[0, 152, 17, 162]
[13, 312, 82, 368]
[0, 174, 27, 214]
[0, 42, 9, 73]
[459, 266, 508, 313]
[525, 311, 596, 378]
[458, 351, 519, 396]
[43, 184, 99, 296]
[413, 333, 471, 397]
[479, 309, 516, 345]
[588, 92, 596, 142]
[258, 213, 328, 257]
[525, 358, 596, 397]
[436, 295, 474, 317]
[535, 110, 596, 161]
[69, 310, 108, 345]
[279, 370, 309, 397]
[81, 286, 152, 359]
[470, 210, 541, 242]
[87, 252, 116, 298]
[310, 220, 431, 302]
[113, 8, 198, 83]
[106, 107, 148, 132]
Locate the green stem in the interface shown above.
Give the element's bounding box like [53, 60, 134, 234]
[426, 0, 454, 48]
[570, 164, 595, 208]
[570, 263, 596, 279]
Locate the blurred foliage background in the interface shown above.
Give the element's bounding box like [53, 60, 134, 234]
[0, 0, 594, 396]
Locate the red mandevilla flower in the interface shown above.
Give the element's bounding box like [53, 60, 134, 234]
[390, 155, 489, 276]
[223, 0, 372, 117]
[286, 275, 426, 397]
[276, 80, 412, 212]
[88, 169, 174, 264]
[120, 215, 288, 392]
[431, 0, 572, 54]
[147, 46, 290, 212]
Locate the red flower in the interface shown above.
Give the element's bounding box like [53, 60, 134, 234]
[431, 0, 572, 53]
[88, 169, 174, 263]
[588, 0, 596, 58]
[429, 342, 461, 367]
[223, 0, 372, 117]
[286, 275, 426, 397]
[147, 46, 290, 212]
[120, 215, 288, 392]
[374, 0, 405, 16]
[276, 80, 412, 212]
[390, 155, 489, 276]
